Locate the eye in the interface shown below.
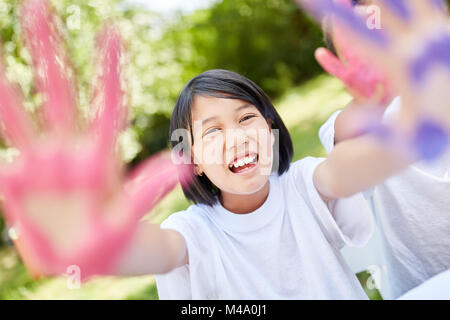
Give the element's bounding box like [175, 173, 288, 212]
[204, 127, 220, 136]
[240, 114, 256, 123]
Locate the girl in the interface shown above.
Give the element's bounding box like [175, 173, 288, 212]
[6, 0, 449, 301]
[123, 0, 450, 300]
[149, 68, 419, 299]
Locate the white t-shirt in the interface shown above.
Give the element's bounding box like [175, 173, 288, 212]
[398, 269, 450, 300]
[319, 98, 450, 299]
[155, 157, 374, 299]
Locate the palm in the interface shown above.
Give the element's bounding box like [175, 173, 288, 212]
[299, 0, 450, 158]
[0, 0, 186, 280]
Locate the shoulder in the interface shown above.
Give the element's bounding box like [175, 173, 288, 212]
[276, 157, 326, 198]
[282, 157, 326, 182]
[160, 203, 211, 231]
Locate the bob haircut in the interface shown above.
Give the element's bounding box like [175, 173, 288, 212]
[170, 69, 293, 206]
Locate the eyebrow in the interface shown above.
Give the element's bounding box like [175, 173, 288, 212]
[235, 103, 253, 112]
[201, 103, 253, 126]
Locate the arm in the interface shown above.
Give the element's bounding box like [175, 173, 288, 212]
[0, 0, 194, 281]
[113, 221, 188, 276]
[306, 0, 450, 201]
[313, 129, 415, 201]
[334, 98, 388, 144]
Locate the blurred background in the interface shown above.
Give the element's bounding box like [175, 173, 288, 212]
[0, 0, 384, 299]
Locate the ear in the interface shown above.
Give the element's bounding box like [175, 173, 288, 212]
[190, 144, 203, 176]
[267, 119, 273, 132]
[193, 164, 203, 176]
[267, 119, 275, 147]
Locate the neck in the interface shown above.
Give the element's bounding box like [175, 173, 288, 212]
[219, 180, 270, 214]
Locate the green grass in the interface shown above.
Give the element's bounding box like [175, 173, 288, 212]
[0, 74, 382, 300]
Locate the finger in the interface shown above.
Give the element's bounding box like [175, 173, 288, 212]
[0, 54, 36, 150]
[378, 0, 446, 24]
[403, 0, 446, 21]
[0, 175, 52, 278]
[123, 151, 192, 220]
[328, 25, 393, 99]
[377, 0, 412, 21]
[297, 0, 389, 47]
[20, 0, 77, 135]
[331, 22, 361, 64]
[315, 47, 348, 79]
[335, 0, 352, 8]
[331, 18, 393, 76]
[407, 28, 450, 87]
[364, 1, 408, 37]
[11, 236, 46, 280]
[429, 0, 448, 12]
[89, 25, 127, 158]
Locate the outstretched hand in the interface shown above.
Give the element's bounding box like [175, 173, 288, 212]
[315, 28, 393, 104]
[299, 0, 450, 160]
[0, 0, 188, 281]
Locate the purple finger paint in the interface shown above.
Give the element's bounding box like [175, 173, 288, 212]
[430, 0, 447, 10]
[412, 119, 449, 160]
[379, 0, 411, 20]
[410, 34, 450, 85]
[361, 117, 448, 161]
[299, 0, 389, 47]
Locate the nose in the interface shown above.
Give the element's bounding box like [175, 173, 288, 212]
[225, 128, 249, 151]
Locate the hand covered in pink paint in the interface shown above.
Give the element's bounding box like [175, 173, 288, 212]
[0, 0, 188, 281]
[315, 29, 393, 104]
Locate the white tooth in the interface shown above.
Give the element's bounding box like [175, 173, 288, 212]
[244, 157, 250, 164]
[238, 159, 245, 167]
[234, 162, 239, 168]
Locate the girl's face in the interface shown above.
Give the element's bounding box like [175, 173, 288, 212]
[190, 95, 275, 196]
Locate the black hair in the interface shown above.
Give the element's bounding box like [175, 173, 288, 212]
[169, 69, 293, 206]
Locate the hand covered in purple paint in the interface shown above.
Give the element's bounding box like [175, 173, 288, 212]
[315, 0, 392, 103]
[299, 0, 450, 159]
[0, 0, 189, 281]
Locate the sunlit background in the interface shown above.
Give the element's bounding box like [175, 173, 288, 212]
[1, 0, 430, 300]
[124, 0, 218, 13]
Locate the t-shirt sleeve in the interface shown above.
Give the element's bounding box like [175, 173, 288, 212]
[318, 110, 342, 155]
[154, 211, 200, 300]
[289, 157, 375, 250]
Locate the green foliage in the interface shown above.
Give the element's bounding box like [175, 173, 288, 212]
[161, 0, 324, 98]
[0, 0, 325, 160]
[129, 112, 171, 168]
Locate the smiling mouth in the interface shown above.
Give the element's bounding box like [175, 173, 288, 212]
[228, 154, 258, 174]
